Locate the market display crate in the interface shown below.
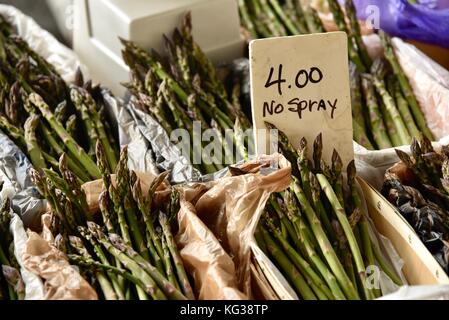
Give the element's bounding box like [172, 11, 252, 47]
[359, 178, 449, 285]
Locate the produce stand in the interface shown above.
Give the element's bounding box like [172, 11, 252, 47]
[0, 0, 449, 303]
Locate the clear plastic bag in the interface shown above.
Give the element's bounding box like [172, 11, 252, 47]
[344, 0, 449, 49]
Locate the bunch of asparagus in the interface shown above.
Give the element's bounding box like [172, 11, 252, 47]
[238, 0, 434, 150]
[382, 137, 449, 273]
[121, 13, 252, 174]
[0, 14, 119, 183]
[29, 141, 194, 300]
[255, 123, 402, 300]
[0, 194, 25, 300]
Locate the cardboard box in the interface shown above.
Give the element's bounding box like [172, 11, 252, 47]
[358, 178, 449, 285]
[250, 176, 449, 300]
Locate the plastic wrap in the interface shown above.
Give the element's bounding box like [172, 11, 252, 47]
[341, 0, 449, 49]
[102, 92, 160, 176]
[379, 285, 449, 300]
[358, 181, 408, 293]
[0, 131, 46, 229]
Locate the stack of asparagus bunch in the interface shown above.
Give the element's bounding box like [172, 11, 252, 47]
[0, 14, 119, 183]
[0, 195, 25, 300]
[238, 0, 434, 150]
[382, 137, 449, 273]
[121, 13, 252, 175]
[255, 123, 402, 300]
[29, 142, 194, 300]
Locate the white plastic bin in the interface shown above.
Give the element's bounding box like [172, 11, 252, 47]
[73, 0, 245, 96]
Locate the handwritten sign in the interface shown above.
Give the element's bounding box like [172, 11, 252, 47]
[250, 32, 354, 166]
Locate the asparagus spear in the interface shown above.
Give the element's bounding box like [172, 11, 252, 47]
[68, 254, 159, 298]
[159, 212, 194, 300]
[86, 224, 166, 300]
[238, 0, 258, 39]
[379, 31, 434, 140]
[260, 224, 317, 300]
[327, 0, 365, 72]
[267, 0, 300, 35]
[296, 217, 346, 300]
[68, 236, 118, 300]
[39, 123, 90, 183]
[106, 231, 187, 300]
[345, 0, 372, 69]
[360, 74, 392, 149]
[81, 88, 118, 170]
[70, 87, 98, 157]
[372, 59, 411, 146]
[265, 216, 334, 299]
[292, 178, 359, 299]
[316, 173, 372, 300]
[29, 93, 101, 179]
[391, 79, 421, 139]
[24, 114, 46, 170]
[349, 64, 368, 138]
[0, 114, 27, 149]
[353, 119, 374, 150]
[249, 0, 273, 38]
[304, 6, 326, 34]
[116, 147, 149, 261]
[258, 0, 287, 37]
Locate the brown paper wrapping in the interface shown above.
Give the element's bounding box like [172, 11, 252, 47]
[28, 155, 289, 300]
[178, 154, 291, 298]
[22, 228, 97, 300]
[176, 198, 247, 300]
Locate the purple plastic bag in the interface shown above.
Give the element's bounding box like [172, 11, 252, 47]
[340, 0, 449, 48]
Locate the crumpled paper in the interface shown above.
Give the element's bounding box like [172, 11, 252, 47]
[117, 97, 201, 183]
[22, 227, 97, 300]
[0, 131, 46, 229]
[80, 153, 290, 300]
[10, 213, 45, 300]
[81, 171, 166, 213]
[178, 154, 292, 298]
[176, 195, 247, 300]
[379, 285, 449, 300]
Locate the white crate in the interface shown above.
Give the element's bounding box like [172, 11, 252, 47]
[73, 0, 244, 96]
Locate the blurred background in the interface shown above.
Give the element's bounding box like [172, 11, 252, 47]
[0, 0, 71, 45]
[1, 0, 448, 69]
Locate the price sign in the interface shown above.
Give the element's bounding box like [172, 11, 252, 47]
[250, 32, 354, 166]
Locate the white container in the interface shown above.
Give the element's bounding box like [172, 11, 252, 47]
[73, 0, 245, 96]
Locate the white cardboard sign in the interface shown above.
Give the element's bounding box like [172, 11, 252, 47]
[250, 32, 354, 166]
